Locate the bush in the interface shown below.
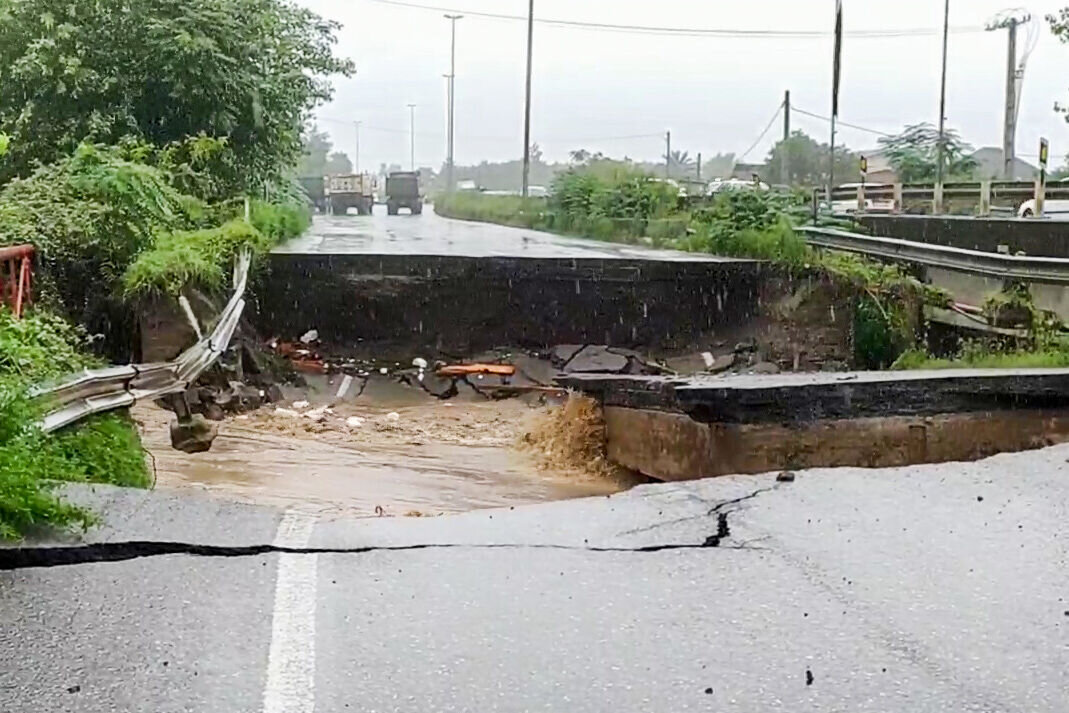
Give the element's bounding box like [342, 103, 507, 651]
[0, 309, 149, 540]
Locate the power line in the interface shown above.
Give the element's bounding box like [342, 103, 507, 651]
[792, 107, 894, 137]
[738, 105, 784, 161]
[363, 0, 985, 39]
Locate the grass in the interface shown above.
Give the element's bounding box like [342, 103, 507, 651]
[893, 346, 1069, 370]
[0, 309, 149, 540]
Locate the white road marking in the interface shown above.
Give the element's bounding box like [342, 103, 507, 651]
[263, 511, 318, 713]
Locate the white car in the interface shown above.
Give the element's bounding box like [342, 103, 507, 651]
[1018, 178, 1069, 218]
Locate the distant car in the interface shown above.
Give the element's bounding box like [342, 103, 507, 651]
[827, 183, 896, 214]
[1018, 178, 1069, 218]
[706, 178, 769, 195]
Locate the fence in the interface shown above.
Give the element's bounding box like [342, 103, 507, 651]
[0, 244, 34, 318]
[33, 250, 251, 433]
[825, 179, 1069, 218]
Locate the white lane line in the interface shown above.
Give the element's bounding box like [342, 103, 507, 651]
[263, 511, 319, 713]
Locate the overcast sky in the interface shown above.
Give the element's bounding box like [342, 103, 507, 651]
[298, 0, 1069, 172]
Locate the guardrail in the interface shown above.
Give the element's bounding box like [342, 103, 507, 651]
[798, 226, 1069, 284]
[825, 179, 1066, 217]
[33, 250, 251, 433]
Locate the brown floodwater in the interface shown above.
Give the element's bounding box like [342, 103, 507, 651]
[135, 393, 619, 517]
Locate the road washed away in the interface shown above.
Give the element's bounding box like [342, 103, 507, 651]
[1, 444, 1067, 711]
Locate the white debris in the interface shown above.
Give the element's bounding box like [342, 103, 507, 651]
[300, 329, 319, 344]
[292, 400, 311, 410]
[304, 407, 329, 422]
[334, 375, 355, 400]
[386, 412, 401, 422]
[701, 352, 715, 368]
[379, 367, 389, 375]
[346, 416, 366, 428]
[275, 408, 301, 418]
[412, 357, 428, 369]
[236, 415, 250, 420]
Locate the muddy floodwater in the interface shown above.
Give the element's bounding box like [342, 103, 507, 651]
[135, 391, 619, 517]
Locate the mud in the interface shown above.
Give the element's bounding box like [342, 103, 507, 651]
[134, 388, 621, 518]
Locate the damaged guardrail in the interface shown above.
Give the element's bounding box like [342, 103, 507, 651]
[798, 226, 1069, 285]
[33, 251, 252, 433]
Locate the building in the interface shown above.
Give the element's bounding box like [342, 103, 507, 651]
[970, 147, 1037, 181]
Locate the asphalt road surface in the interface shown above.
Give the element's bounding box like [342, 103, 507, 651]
[2, 444, 1068, 712]
[274, 206, 739, 261]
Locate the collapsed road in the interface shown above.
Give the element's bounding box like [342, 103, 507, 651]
[2, 445, 1068, 711]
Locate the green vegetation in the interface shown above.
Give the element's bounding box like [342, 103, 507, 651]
[877, 123, 977, 183]
[0, 310, 149, 540]
[0, 0, 353, 193]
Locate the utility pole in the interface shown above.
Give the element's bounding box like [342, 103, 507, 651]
[665, 131, 671, 179]
[444, 14, 462, 193]
[782, 89, 791, 186]
[354, 121, 361, 173]
[828, 0, 843, 204]
[936, 0, 950, 188]
[521, 0, 534, 197]
[986, 12, 1031, 179]
[408, 104, 416, 171]
[696, 152, 702, 182]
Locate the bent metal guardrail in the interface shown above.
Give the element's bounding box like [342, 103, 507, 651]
[798, 226, 1069, 285]
[34, 250, 251, 434]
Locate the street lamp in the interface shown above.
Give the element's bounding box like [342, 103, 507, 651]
[407, 103, 416, 171]
[444, 14, 462, 193]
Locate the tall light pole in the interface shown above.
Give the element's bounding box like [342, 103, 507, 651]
[444, 14, 462, 193]
[986, 10, 1033, 179]
[407, 103, 417, 171]
[521, 0, 534, 197]
[354, 120, 362, 173]
[936, 0, 950, 187]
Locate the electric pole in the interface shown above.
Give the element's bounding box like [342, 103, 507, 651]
[782, 90, 791, 186]
[408, 104, 416, 171]
[521, 0, 534, 197]
[665, 131, 671, 179]
[936, 0, 950, 187]
[986, 11, 1031, 179]
[444, 14, 462, 193]
[696, 152, 702, 182]
[354, 121, 361, 173]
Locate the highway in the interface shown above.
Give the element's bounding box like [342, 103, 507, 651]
[2, 446, 1067, 711]
[275, 206, 737, 261]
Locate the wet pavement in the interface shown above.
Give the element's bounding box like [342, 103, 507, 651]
[3, 444, 1068, 711]
[274, 207, 739, 262]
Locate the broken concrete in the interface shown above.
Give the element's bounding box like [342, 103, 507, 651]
[169, 415, 218, 454]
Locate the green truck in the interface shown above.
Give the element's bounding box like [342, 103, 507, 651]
[386, 171, 423, 215]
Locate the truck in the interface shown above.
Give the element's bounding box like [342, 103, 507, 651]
[326, 174, 375, 216]
[385, 171, 423, 215]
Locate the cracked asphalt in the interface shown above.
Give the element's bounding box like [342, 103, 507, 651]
[2, 444, 1069, 712]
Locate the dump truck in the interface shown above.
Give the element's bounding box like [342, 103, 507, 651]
[385, 171, 423, 215]
[326, 174, 375, 215]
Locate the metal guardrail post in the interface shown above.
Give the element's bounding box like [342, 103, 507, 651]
[857, 184, 866, 213]
[893, 183, 903, 213]
[933, 183, 944, 215]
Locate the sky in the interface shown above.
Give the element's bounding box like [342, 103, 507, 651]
[298, 0, 1069, 172]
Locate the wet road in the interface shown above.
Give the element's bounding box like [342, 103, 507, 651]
[275, 207, 739, 261]
[3, 446, 1069, 711]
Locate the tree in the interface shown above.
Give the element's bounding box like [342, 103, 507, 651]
[1049, 9, 1069, 127]
[761, 131, 860, 187]
[664, 150, 696, 179]
[0, 0, 354, 192]
[326, 152, 353, 175]
[297, 127, 332, 177]
[877, 123, 976, 183]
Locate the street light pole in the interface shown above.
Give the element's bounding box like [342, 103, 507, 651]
[444, 14, 462, 193]
[354, 121, 361, 173]
[936, 0, 950, 187]
[407, 103, 416, 171]
[521, 0, 534, 197]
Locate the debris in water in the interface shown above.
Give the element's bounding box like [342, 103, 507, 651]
[776, 470, 796, 483]
[275, 407, 301, 418]
[437, 363, 516, 378]
[701, 352, 715, 368]
[293, 400, 310, 410]
[379, 367, 389, 375]
[412, 357, 429, 369]
[299, 329, 319, 344]
[386, 412, 401, 422]
[806, 669, 814, 686]
[345, 416, 366, 428]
